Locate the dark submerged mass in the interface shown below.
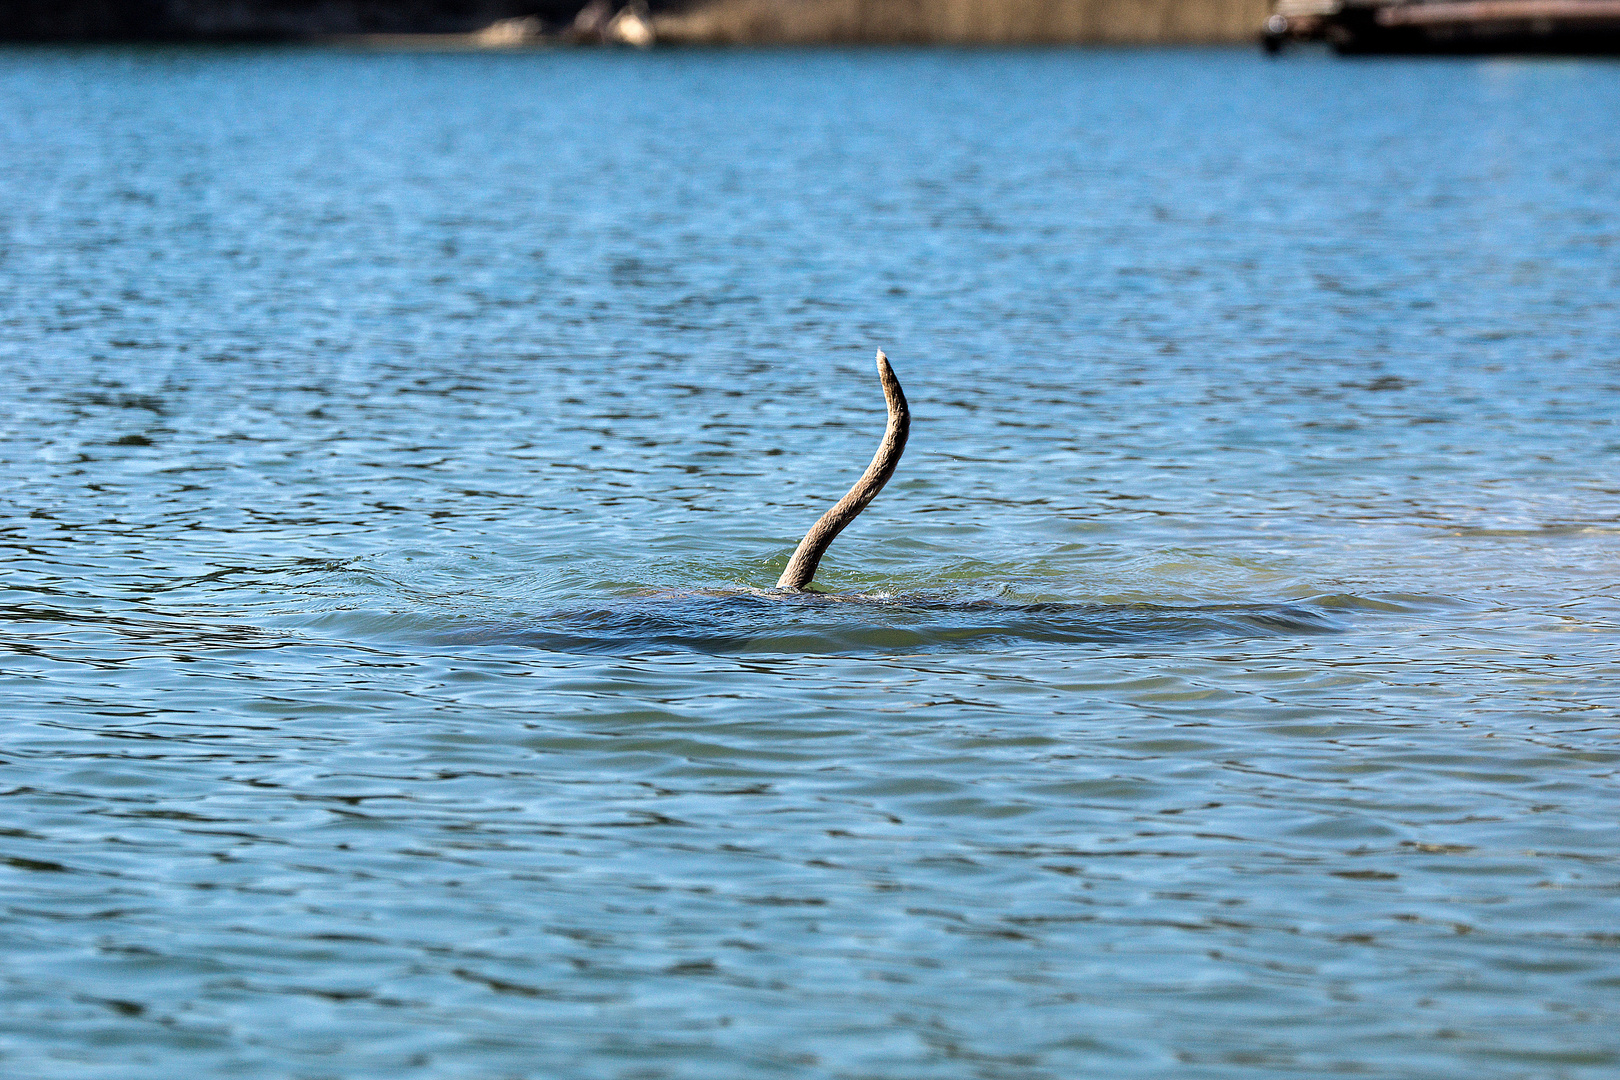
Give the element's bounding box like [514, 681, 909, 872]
[427, 594, 1344, 655]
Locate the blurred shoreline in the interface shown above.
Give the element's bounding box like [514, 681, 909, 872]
[0, 0, 1269, 47]
[653, 0, 1268, 45]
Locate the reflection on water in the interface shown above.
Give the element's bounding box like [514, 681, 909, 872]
[2, 44, 1619, 1080]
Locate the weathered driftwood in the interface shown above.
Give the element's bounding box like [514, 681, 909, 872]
[776, 351, 910, 591]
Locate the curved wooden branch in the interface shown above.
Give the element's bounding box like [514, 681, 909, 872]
[775, 351, 910, 591]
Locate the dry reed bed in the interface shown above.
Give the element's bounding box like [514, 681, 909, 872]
[652, 0, 1271, 45]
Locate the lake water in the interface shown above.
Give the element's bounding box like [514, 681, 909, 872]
[2, 43, 1618, 1079]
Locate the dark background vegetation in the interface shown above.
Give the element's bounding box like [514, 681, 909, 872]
[0, 0, 616, 40]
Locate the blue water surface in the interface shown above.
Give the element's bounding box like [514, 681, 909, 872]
[1, 44, 1618, 1079]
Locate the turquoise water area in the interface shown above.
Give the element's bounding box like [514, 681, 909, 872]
[1, 44, 1618, 1078]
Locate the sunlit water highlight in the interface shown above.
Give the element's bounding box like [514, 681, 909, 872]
[1, 44, 1618, 1079]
